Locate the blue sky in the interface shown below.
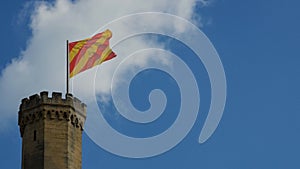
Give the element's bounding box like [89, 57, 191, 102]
[1, 0, 300, 169]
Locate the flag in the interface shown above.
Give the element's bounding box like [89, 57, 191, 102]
[68, 29, 116, 78]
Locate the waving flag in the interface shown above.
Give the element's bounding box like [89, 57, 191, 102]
[68, 29, 116, 78]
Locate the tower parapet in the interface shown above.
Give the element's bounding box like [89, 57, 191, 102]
[19, 91, 86, 137]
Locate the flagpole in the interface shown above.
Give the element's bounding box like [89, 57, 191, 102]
[66, 40, 69, 94]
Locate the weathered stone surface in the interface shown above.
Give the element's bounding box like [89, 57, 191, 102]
[18, 91, 86, 169]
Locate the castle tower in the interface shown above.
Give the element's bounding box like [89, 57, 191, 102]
[18, 91, 86, 169]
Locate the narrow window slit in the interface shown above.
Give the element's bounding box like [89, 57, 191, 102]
[34, 130, 37, 141]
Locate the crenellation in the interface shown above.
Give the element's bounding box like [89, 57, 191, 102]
[20, 91, 86, 116]
[52, 92, 62, 103]
[29, 94, 40, 101]
[19, 92, 87, 137]
[40, 91, 49, 103]
[21, 97, 29, 105]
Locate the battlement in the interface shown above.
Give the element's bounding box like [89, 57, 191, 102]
[20, 91, 86, 115]
[18, 91, 87, 137]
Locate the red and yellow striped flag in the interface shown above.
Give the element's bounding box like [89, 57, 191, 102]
[68, 29, 116, 78]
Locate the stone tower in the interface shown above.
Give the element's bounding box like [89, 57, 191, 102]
[18, 91, 86, 169]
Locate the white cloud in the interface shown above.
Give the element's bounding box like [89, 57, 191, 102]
[0, 0, 209, 131]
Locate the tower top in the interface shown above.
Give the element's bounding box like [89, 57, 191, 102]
[20, 91, 86, 115]
[18, 91, 87, 137]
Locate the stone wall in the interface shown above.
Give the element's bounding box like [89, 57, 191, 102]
[18, 91, 86, 169]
